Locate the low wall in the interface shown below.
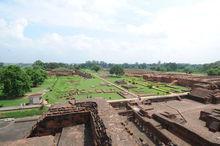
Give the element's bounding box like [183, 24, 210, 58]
[153, 113, 220, 146]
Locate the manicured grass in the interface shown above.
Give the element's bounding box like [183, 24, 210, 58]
[43, 76, 79, 104]
[0, 70, 189, 109]
[75, 93, 123, 100]
[30, 76, 57, 93]
[105, 75, 188, 95]
[0, 75, 124, 107]
[0, 106, 48, 119]
[0, 98, 29, 107]
[43, 76, 123, 104]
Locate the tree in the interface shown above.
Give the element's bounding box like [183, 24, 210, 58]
[109, 65, 124, 76]
[0, 65, 31, 97]
[207, 67, 220, 76]
[25, 67, 47, 87]
[33, 60, 45, 69]
[0, 62, 3, 67]
[0, 68, 3, 87]
[91, 64, 101, 72]
[74, 64, 81, 70]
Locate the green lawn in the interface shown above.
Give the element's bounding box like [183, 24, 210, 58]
[0, 70, 190, 119]
[0, 70, 189, 108]
[0, 106, 48, 119]
[0, 98, 29, 107]
[43, 76, 123, 104]
[0, 75, 124, 107]
[104, 75, 188, 95]
[75, 93, 123, 100]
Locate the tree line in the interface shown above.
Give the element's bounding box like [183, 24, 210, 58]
[79, 60, 220, 75]
[0, 65, 47, 98]
[1, 60, 220, 77]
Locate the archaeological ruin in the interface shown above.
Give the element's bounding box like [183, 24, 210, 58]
[0, 71, 220, 146]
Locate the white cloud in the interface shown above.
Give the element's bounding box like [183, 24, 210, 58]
[0, 18, 28, 39]
[0, 0, 220, 63]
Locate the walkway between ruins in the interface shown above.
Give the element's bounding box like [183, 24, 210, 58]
[0, 104, 42, 112]
[107, 92, 189, 103]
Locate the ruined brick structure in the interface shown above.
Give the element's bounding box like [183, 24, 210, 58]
[27, 101, 111, 145]
[142, 73, 220, 89]
[109, 96, 220, 146]
[139, 72, 220, 104]
[200, 109, 220, 132]
[75, 70, 93, 79]
[0, 99, 138, 146]
[1, 71, 220, 146]
[47, 69, 76, 76]
[47, 69, 92, 78]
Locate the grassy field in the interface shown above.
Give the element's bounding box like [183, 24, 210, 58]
[44, 76, 123, 103]
[0, 70, 189, 119]
[0, 74, 124, 118]
[104, 75, 188, 95]
[0, 70, 188, 108]
[0, 75, 124, 107]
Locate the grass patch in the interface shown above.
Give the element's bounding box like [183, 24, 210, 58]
[75, 93, 123, 100]
[0, 98, 29, 107]
[104, 75, 188, 95]
[43, 76, 123, 103]
[0, 106, 48, 119]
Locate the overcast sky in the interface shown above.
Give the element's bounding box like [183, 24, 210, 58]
[0, 0, 219, 64]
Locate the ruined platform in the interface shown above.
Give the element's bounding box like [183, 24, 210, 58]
[1, 93, 220, 145]
[0, 98, 138, 146]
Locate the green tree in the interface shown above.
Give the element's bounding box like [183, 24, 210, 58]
[0, 68, 3, 88]
[109, 65, 124, 76]
[0, 62, 3, 67]
[207, 67, 220, 76]
[1, 65, 31, 97]
[25, 67, 47, 87]
[33, 60, 45, 69]
[91, 64, 101, 72]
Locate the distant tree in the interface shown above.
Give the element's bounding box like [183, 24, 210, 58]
[33, 60, 45, 69]
[91, 64, 101, 72]
[74, 64, 81, 70]
[0, 65, 31, 97]
[25, 67, 47, 87]
[109, 65, 124, 76]
[0, 68, 3, 86]
[207, 67, 220, 76]
[0, 62, 3, 67]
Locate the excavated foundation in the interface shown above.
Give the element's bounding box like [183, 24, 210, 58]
[27, 101, 111, 146]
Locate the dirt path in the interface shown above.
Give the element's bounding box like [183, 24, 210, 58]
[107, 92, 189, 103]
